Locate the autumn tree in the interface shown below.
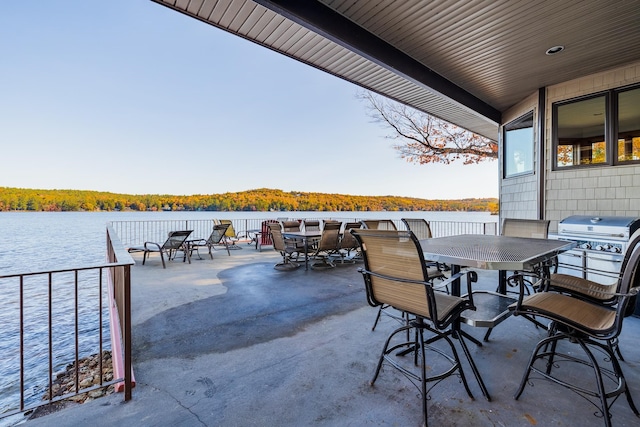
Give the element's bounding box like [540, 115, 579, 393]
[358, 91, 498, 165]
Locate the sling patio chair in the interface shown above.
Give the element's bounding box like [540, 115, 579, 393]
[538, 229, 640, 361]
[362, 228, 446, 331]
[309, 220, 341, 270]
[402, 217, 451, 283]
[334, 221, 362, 264]
[499, 218, 551, 295]
[361, 219, 397, 230]
[188, 223, 231, 259]
[267, 222, 301, 271]
[352, 229, 489, 427]
[128, 230, 193, 268]
[216, 219, 249, 250]
[510, 237, 640, 427]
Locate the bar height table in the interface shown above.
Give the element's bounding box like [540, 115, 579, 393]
[419, 234, 575, 343]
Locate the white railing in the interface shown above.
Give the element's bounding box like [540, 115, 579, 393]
[109, 217, 498, 249]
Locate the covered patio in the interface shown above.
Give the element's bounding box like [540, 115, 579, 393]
[23, 247, 640, 426]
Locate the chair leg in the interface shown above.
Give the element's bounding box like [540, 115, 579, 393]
[456, 331, 491, 401]
[142, 250, 148, 265]
[371, 305, 386, 331]
[159, 251, 166, 269]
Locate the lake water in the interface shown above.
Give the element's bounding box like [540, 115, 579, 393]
[0, 210, 497, 416]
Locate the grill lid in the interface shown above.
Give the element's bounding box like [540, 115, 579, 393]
[558, 215, 640, 240]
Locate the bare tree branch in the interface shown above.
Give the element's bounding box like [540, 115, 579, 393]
[358, 91, 498, 165]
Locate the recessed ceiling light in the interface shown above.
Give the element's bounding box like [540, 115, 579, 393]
[545, 45, 565, 55]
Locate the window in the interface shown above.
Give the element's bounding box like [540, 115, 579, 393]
[504, 111, 534, 177]
[555, 94, 607, 167]
[617, 87, 640, 162]
[553, 84, 640, 169]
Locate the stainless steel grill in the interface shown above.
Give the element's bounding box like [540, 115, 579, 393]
[549, 215, 640, 284]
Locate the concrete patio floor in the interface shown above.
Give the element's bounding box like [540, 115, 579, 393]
[22, 244, 640, 426]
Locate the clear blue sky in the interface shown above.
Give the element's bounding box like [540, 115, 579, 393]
[0, 1, 498, 200]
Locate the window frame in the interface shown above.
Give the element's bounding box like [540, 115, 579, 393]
[503, 111, 535, 179]
[614, 84, 640, 165]
[552, 83, 640, 170]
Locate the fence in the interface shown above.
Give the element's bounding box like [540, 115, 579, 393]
[109, 217, 498, 249]
[0, 227, 133, 419]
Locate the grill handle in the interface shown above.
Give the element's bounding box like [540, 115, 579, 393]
[559, 231, 626, 239]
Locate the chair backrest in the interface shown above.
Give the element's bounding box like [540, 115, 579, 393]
[501, 218, 550, 239]
[401, 218, 433, 240]
[351, 229, 437, 320]
[303, 219, 320, 231]
[207, 224, 230, 245]
[281, 220, 301, 232]
[162, 230, 193, 250]
[340, 222, 361, 249]
[219, 220, 237, 238]
[618, 229, 640, 316]
[267, 222, 286, 252]
[361, 219, 397, 230]
[316, 221, 341, 251]
[608, 238, 640, 335]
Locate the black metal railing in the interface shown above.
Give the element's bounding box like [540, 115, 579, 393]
[0, 227, 133, 419]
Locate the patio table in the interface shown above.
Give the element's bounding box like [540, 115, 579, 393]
[419, 234, 575, 343]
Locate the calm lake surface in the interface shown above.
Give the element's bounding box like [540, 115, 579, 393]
[0, 210, 497, 416]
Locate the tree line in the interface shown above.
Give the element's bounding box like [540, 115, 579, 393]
[0, 187, 498, 213]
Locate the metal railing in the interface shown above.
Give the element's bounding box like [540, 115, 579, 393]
[109, 217, 498, 249]
[0, 227, 133, 419]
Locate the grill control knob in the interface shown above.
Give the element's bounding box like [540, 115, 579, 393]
[613, 246, 622, 253]
[580, 242, 591, 250]
[596, 245, 605, 251]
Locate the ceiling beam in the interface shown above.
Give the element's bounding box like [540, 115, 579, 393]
[254, 0, 501, 124]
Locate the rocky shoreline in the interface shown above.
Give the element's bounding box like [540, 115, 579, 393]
[29, 350, 115, 419]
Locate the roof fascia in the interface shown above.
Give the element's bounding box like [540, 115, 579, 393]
[253, 0, 501, 124]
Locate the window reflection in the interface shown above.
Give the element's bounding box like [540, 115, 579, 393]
[556, 95, 607, 167]
[504, 112, 534, 177]
[617, 87, 640, 162]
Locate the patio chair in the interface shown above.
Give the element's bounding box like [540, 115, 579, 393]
[365, 228, 446, 331]
[309, 221, 341, 270]
[128, 230, 193, 268]
[500, 218, 551, 295]
[352, 229, 489, 426]
[267, 222, 300, 271]
[361, 219, 397, 230]
[511, 239, 640, 427]
[188, 223, 231, 259]
[281, 220, 309, 251]
[539, 229, 640, 361]
[218, 219, 246, 250]
[402, 217, 450, 283]
[335, 221, 362, 264]
[302, 219, 321, 231]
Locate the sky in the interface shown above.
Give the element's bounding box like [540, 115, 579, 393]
[0, 1, 498, 200]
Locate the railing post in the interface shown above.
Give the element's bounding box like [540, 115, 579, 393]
[123, 264, 132, 401]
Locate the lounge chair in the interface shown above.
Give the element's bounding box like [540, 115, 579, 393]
[188, 224, 231, 259]
[217, 220, 246, 250]
[128, 230, 193, 268]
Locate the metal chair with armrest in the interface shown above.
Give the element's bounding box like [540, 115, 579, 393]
[352, 229, 489, 426]
[511, 238, 640, 427]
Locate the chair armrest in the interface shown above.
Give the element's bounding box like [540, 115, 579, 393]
[143, 242, 162, 251]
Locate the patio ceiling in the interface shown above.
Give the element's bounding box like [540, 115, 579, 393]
[151, 0, 640, 141]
